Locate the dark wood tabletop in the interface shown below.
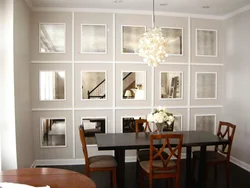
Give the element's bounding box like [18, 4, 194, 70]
[0, 168, 96, 188]
[96, 131, 229, 150]
[95, 130, 229, 188]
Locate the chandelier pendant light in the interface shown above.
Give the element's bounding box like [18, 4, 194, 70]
[138, 0, 168, 67]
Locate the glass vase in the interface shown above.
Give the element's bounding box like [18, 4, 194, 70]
[155, 123, 164, 133]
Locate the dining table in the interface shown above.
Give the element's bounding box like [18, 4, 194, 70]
[95, 130, 229, 188]
[0, 168, 96, 188]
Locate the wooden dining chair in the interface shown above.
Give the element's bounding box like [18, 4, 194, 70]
[139, 133, 183, 188]
[135, 119, 169, 178]
[192, 121, 236, 188]
[79, 125, 117, 188]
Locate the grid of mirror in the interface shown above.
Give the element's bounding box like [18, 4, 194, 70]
[196, 72, 217, 99]
[161, 28, 183, 55]
[82, 118, 106, 145]
[81, 24, 107, 53]
[81, 71, 106, 100]
[195, 115, 215, 133]
[122, 71, 146, 100]
[161, 72, 183, 99]
[39, 23, 66, 53]
[39, 71, 65, 101]
[40, 118, 66, 147]
[122, 26, 146, 54]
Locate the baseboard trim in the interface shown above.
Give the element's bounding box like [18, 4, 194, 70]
[32, 155, 250, 173]
[230, 156, 250, 172]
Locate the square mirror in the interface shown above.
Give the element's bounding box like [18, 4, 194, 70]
[82, 117, 106, 145]
[122, 26, 146, 54]
[195, 115, 215, 133]
[81, 24, 107, 54]
[196, 29, 217, 57]
[39, 71, 66, 101]
[196, 72, 217, 99]
[40, 118, 66, 147]
[161, 27, 183, 55]
[160, 72, 183, 99]
[122, 116, 146, 133]
[122, 71, 146, 100]
[39, 23, 66, 53]
[81, 71, 106, 100]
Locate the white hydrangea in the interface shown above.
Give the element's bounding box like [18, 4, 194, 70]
[147, 106, 175, 124]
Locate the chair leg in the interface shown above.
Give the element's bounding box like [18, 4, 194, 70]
[176, 176, 180, 188]
[112, 168, 117, 188]
[149, 174, 153, 188]
[140, 167, 144, 188]
[226, 162, 230, 188]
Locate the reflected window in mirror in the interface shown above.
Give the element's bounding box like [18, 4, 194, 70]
[39, 23, 66, 53]
[122, 71, 146, 100]
[81, 24, 107, 54]
[160, 71, 183, 99]
[81, 71, 106, 100]
[122, 116, 146, 133]
[40, 118, 66, 148]
[39, 71, 66, 101]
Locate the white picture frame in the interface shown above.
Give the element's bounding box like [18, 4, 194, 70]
[81, 71, 107, 100]
[39, 23, 66, 53]
[195, 72, 217, 99]
[195, 114, 216, 134]
[196, 29, 217, 57]
[81, 24, 107, 54]
[160, 71, 183, 100]
[40, 117, 67, 148]
[39, 70, 66, 101]
[121, 25, 146, 54]
[161, 27, 183, 56]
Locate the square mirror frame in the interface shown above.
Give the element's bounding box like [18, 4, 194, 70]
[39, 23, 66, 54]
[81, 71, 107, 101]
[40, 117, 67, 148]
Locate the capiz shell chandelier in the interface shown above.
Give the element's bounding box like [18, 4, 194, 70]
[138, 0, 168, 67]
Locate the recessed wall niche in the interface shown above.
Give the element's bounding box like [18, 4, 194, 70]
[39, 71, 66, 101]
[39, 23, 66, 53]
[122, 71, 146, 100]
[40, 118, 66, 148]
[81, 71, 107, 100]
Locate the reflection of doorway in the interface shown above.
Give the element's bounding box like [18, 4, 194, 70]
[169, 76, 179, 98]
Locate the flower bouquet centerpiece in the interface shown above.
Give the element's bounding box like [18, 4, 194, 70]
[147, 107, 175, 133]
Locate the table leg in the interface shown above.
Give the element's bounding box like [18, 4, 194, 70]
[115, 149, 125, 188]
[185, 146, 192, 188]
[197, 145, 207, 188]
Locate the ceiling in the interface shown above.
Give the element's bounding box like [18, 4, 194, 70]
[29, 0, 250, 16]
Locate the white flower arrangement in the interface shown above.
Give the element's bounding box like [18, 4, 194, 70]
[147, 107, 175, 125]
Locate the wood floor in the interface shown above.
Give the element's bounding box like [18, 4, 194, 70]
[37, 160, 250, 188]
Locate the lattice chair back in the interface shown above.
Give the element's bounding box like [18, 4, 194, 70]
[149, 134, 183, 175]
[215, 121, 236, 160]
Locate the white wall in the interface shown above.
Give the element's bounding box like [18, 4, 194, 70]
[224, 10, 250, 165]
[0, 0, 4, 170]
[1, 0, 18, 170]
[13, 0, 33, 168]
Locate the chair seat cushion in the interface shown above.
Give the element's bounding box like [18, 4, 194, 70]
[193, 151, 226, 163]
[89, 155, 117, 168]
[137, 149, 169, 162]
[140, 160, 176, 174]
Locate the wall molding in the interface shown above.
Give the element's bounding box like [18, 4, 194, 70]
[223, 4, 250, 20]
[230, 156, 250, 172]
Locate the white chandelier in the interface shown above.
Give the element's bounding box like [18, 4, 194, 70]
[138, 0, 168, 67]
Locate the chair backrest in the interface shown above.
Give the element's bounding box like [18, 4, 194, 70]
[215, 121, 236, 160]
[149, 133, 183, 175]
[79, 125, 89, 167]
[135, 119, 152, 133]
